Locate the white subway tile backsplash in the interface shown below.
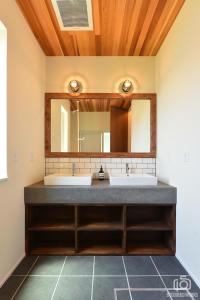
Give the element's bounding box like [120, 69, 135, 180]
[142, 158, 153, 163]
[79, 158, 91, 163]
[147, 163, 155, 169]
[131, 158, 143, 163]
[85, 162, 96, 169]
[76, 162, 85, 169]
[61, 158, 70, 162]
[91, 158, 101, 162]
[79, 168, 91, 174]
[45, 157, 156, 177]
[115, 163, 126, 169]
[100, 158, 111, 163]
[111, 158, 122, 163]
[69, 158, 79, 162]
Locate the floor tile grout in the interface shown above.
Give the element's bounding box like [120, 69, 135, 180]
[150, 256, 174, 300]
[11, 256, 39, 300]
[91, 256, 95, 300]
[122, 256, 133, 300]
[51, 256, 67, 300]
[10, 274, 192, 277]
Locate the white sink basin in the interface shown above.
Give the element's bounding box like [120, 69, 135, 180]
[109, 174, 157, 186]
[44, 174, 92, 186]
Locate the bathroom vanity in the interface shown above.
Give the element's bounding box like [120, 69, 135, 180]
[24, 180, 176, 256]
[25, 92, 176, 256]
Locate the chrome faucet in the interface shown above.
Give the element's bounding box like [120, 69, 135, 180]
[72, 163, 76, 176]
[126, 163, 130, 176]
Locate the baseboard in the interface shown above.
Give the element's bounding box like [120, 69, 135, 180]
[0, 253, 25, 288]
[176, 255, 200, 288]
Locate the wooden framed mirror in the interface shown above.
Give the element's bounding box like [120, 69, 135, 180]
[45, 93, 156, 158]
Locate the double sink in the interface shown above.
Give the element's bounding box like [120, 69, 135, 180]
[44, 173, 157, 186]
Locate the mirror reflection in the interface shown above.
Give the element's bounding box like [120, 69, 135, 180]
[51, 99, 150, 153]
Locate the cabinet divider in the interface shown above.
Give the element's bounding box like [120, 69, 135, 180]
[75, 206, 78, 253]
[122, 205, 127, 253]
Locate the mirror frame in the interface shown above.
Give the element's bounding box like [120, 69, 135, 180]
[45, 93, 156, 158]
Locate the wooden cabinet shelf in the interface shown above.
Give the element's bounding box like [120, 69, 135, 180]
[127, 245, 172, 255]
[127, 222, 173, 231]
[78, 221, 123, 231]
[78, 246, 123, 255]
[25, 204, 176, 256]
[30, 246, 75, 255]
[28, 222, 75, 231]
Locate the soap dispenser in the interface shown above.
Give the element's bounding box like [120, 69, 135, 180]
[98, 165, 105, 181]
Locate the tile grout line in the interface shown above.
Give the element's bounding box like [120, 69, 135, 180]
[10, 274, 192, 277]
[51, 256, 67, 300]
[150, 256, 173, 300]
[186, 288, 195, 300]
[91, 256, 95, 300]
[122, 256, 133, 300]
[11, 256, 39, 300]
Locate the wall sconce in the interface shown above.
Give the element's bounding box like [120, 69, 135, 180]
[68, 80, 81, 93]
[121, 80, 133, 93]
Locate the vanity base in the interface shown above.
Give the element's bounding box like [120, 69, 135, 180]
[25, 204, 176, 256]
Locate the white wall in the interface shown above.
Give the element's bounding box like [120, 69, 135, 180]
[46, 56, 155, 93]
[156, 0, 200, 285]
[0, 21, 7, 180]
[0, 0, 45, 286]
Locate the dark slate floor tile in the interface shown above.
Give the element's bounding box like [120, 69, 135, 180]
[124, 256, 158, 275]
[163, 276, 200, 300]
[115, 290, 131, 300]
[131, 290, 169, 300]
[14, 276, 57, 300]
[0, 276, 25, 300]
[128, 276, 165, 289]
[95, 256, 125, 276]
[62, 256, 93, 275]
[152, 256, 188, 275]
[53, 276, 92, 300]
[93, 276, 128, 300]
[12, 256, 38, 275]
[30, 256, 65, 275]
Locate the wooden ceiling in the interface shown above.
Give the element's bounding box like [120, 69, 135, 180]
[16, 0, 185, 56]
[70, 98, 132, 112]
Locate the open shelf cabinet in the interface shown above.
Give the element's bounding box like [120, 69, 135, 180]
[25, 204, 176, 255]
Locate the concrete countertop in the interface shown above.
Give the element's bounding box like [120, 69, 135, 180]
[24, 180, 177, 205]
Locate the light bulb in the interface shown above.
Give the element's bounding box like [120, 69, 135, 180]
[69, 80, 80, 93]
[122, 80, 133, 93]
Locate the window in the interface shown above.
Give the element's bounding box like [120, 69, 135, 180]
[0, 21, 7, 180]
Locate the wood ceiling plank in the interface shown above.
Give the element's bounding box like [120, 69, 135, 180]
[75, 32, 96, 56]
[100, 0, 114, 55]
[124, 0, 144, 55]
[72, 34, 79, 56]
[111, 0, 126, 55]
[118, 0, 136, 55]
[109, 0, 126, 56]
[151, 0, 185, 55]
[143, 0, 185, 55]
[27, 0, 64, 55]
[129, 0, 150, 55]
[134, 0, 160, 55]
[16, 0, 52, 55]
[92, 0, 101, 35]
